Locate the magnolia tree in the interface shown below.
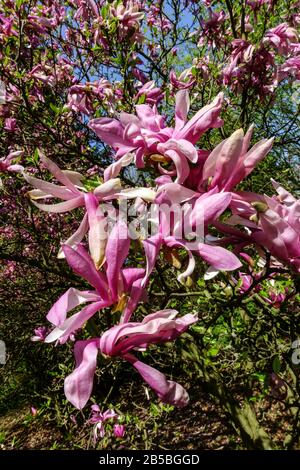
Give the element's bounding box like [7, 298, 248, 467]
[0, 0, 300, 449]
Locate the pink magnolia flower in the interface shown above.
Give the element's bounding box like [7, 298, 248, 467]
[89, 89, 224, 184]
[67, 80, 113, 115]
[198, 8, 226, 47]
[31, 326, 49, 342]
[223, 40, 255, 86]
[260, 289, 287, 308]
[233, 272, 253, 294]
[141, 186, 241, 285]
[201, 126, 274, 191]
[169, 69, 195, 90]
[263, 23, 299, 55]
[0, 150, 24, 173]
[24, 151, 121, 266]
[4, 118, 17, 132]
[109, 1, 144, 42]
[64, 310, 198, 409]
[114, 424, 126, 438]
[44, 222, 146, 344]
[88, 405, 118, 441]
[228, 181, 300, 272]
[135, 81, 164, 105]
[278, 56, 300, 81]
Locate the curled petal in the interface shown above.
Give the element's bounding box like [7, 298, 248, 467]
[125, 354, 189, 408]
[32, 196, 83, 213]
[46, 287, 100, 326]
[45, 301, 107, 344]
[103, 154, 134, 182]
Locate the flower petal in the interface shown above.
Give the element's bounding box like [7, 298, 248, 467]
[125, 354, 190, 408]
[64, 340, 99, 409]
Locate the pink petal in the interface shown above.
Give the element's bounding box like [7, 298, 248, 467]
[175, 90, 190, 130]
[64, 340, 99, 409]
[141, 234, 162, 287]
[93, 179, 121, 199]
[46, 288, 100, 326]
[32, 196, 83, 213]
[39, 152, 80, 194]
[57, 213, 89, 259]
[105, 220, 130, 301]
[24, 174, 75, 200]
[103, 154, 133, 182]
[197, 243, 242, 270]
[192, 192, 232, 225]
[125, 354, 190, 407]
[62, 245, 108, 299]
[45, 300, 106, 343]
[84, 193, 107, 269]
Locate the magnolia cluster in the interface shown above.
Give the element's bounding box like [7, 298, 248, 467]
[23, 87, 299, 411]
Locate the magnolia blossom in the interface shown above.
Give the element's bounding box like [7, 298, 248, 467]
[88, 405, 118, 441]
[264, 23, 299, 55]
[142, 185, 241, 285]
[64, 310, 198, 409]
[31, 326, 49, 342]
[24, 152, 153, 266]
[89, 89, 224, 184]
[114, 424, 125, 438]
[0, 150, 24, 173]
[43, 223, 146, 344]
[227, 181, 300, 272]
[201, 126, 274, 191]
[24, 151, 121, 266]
[169, 69, 195, 90]
[135, 81, 164, 105]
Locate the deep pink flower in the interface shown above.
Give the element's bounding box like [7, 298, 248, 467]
[114, 424, 126, 438]
[64, 310, 198, 409]
[89, 89, 223, 184]
[44, 223, 146, 344]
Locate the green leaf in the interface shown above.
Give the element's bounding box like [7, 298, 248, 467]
[49, 103, 60, 115]
[33, 148, 39, 164]
[207, 347, 219, 357]
[272, 356, 281, 374]
[16, 0, 25, 8]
